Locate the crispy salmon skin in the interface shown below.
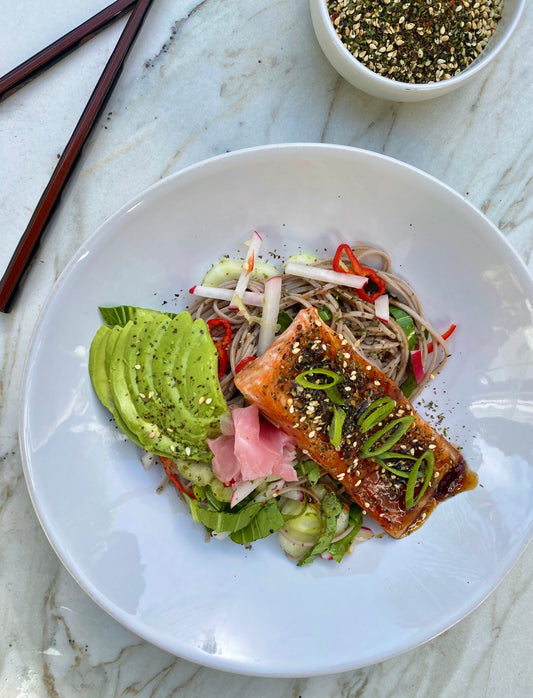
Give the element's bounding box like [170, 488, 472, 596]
[234, 307, 477, 538]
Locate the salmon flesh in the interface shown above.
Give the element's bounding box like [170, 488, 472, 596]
[234, 307, 477, 538]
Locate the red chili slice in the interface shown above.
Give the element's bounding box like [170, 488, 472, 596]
[333, 244, 386, 303]
[207, 318, 232, 377]
[207, 318, 232, 347]
[427, 324, 457, 354]
[235, 356, 256, 373]
[160, 456, 196, 499]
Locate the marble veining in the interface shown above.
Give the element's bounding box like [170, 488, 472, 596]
[1, 0, 533, 696]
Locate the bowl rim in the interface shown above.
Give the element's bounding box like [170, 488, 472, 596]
[311, 0, 526, 92]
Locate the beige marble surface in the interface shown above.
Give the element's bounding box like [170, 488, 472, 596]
[1, 1, 533, 695]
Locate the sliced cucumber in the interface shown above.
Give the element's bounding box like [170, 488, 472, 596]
[285, 253, 319, 266]
[202, 259, 279, 287]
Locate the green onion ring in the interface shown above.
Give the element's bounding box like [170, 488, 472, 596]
[295, 368, 342, 389]
[360, 416, 415, 458]
[405, 450, 435, 509]
[328, 406, 346, 447]
[357, 396, 396, 433]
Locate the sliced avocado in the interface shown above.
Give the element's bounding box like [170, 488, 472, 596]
[90, 311, 228, 462]
[88, 323, 138, 442]
[89, 325, 113, 410]
[153, 314, 222, 434]
[108, 318, 184, 456]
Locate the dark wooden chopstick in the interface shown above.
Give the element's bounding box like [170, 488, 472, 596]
[0, 0, 137, 101]
[0, 0, 155, 313]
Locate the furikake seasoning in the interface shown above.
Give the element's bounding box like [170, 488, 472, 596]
[326, 0, 504, 83]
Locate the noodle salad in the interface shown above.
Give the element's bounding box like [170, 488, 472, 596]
[89, 231, 460, 565]
[189, 232, 455, 403]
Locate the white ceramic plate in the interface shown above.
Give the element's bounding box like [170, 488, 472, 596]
[21, 144, 533, 677]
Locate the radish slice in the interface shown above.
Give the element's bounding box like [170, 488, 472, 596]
[190, 285, 264, 307]
[254, 478, 285, 502]
[375, 293, 389, 322]
[230, 479, 262, 508]
[257, 275, 282, 354]
[411, 349, 426, 385]
[285, 262, 367, 289]
[232, 231, 263, 306]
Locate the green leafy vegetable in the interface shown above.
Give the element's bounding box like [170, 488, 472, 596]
[327, 504, 363, 563]
[318, 305, 333, 323]
[298, 492, 343, 566]
[400, 361, 418, 397]
[296, 460, 322, 486]
[188, 499, 263, 534]
[277, 311, 293, 333]
[389, 306, 417, 350]
[99, 305, 176, 327]
[230, 500, 286, 544]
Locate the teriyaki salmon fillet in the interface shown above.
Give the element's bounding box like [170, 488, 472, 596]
[234, 307, 477, 538]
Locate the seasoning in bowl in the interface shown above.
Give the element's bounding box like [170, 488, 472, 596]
[326, 0, 504, 83]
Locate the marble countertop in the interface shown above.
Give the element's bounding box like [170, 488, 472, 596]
[1, 1, 533, 696]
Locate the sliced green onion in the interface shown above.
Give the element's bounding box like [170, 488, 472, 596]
[295, 368, 342, 389]
[405, 450, 435, 509]
[360, 416, 415, 458]
[328, 406, 346, 447]
[374, 457, 411, 479]
[357, 396, 396, 433]
[325, 385, 345, 406]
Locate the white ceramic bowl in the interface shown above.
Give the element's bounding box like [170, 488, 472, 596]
[310, 0, 525, 101]
[20, 144, 533, 676]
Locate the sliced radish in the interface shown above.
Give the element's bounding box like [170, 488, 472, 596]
[190, 285, 264, 307]
[232, 231, 263, 306]
[230, 479, 262, 508]
[257, 275, 282, 355]
[375, 293, 389, 322]
[411, 349, 426, 385]
[285, 262, 367, 289]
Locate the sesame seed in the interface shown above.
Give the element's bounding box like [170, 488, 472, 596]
[355, 479, 362, 486]
[185, 446, 191, 456]
[205, 398, 212, 404]
[308, 430, 316, 438]
[134, 364, 141, 370]
[198, 396, 205, 404]
[138, 393, 146, 399]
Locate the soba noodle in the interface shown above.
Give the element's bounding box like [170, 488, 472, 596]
[187, 245, 450, 402]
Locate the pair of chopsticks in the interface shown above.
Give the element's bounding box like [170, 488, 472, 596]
[0, 0, 155, 313]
